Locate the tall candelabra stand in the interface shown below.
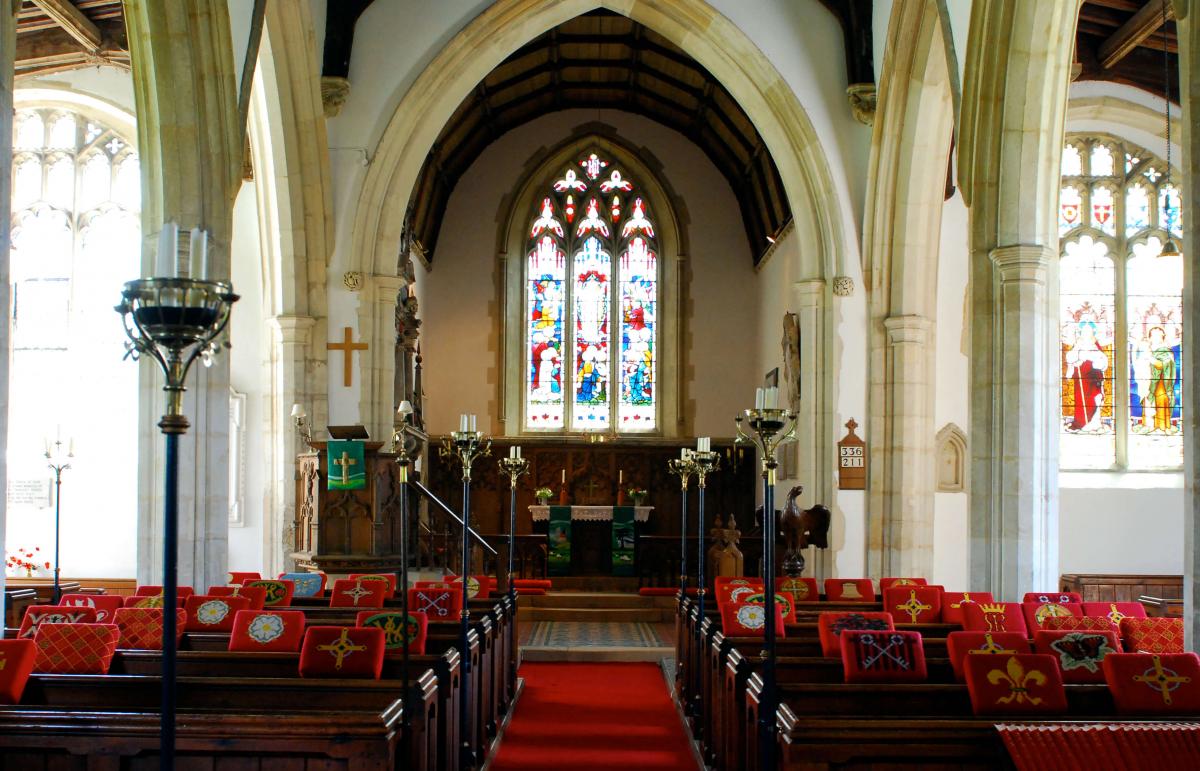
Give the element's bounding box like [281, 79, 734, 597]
[116, 275, 238, 771]
[690, 447, 720, 725]
[439, 427, 491, 770]
[734, 407, 797, 771]
[391, 400, 416, 739]
[666, 451, 697, 702]
[45, 438, 73, 603]
[499, 448, 529, 710]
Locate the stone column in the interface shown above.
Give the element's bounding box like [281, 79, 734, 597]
[268, 315, 316, 575]
[1177, 1, 1199, 650]
[877, 314, 935, 578]
[125, 1, 242, 591]
[357, 274, 405, 441]
[791, 279, 833, 581]
[0, 0, 17, 618]
[971, 245, 1058, 599]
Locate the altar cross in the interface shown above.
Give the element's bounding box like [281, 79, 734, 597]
[328, 327, 368, 387]
[333, 451, 357, 484]
[585, 479, 600, 498]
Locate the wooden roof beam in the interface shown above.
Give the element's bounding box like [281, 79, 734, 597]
[1098, 0, 1173, 69]
[30, 0, 102, 52]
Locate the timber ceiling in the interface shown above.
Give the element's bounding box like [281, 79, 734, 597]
[406, 10, 792, 267]
[1076, 0, 1178, 101]
[14, 0, 128, 77]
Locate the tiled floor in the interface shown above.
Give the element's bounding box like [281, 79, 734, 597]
[525, 621, 664, 648]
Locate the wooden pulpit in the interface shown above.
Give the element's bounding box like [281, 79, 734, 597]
[291, 441, 409, 573]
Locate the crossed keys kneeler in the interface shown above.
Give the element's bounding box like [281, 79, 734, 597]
[840, 630, 928, 683]
[408, 588, 463, 620]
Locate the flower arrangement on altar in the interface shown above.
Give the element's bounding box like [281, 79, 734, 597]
[627, 488, 648, 506]
[5, 546, 50, 577]
[534, 487, 554, 504]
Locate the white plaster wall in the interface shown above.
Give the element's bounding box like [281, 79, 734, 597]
[1060, 475, 1184, 575]
[228, 182, 268, 574]
[932, 190, 970, 590]
[17, 66, 135, 114]
[420, 108, 757, 439]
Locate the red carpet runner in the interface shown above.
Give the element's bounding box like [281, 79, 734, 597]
[490, 662, 698, 770]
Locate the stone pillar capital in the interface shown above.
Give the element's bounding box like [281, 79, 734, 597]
[989, 244, 1053, 282]
[269, 315, 316, 342]
[883, 314, 932, 345]
[371, 274, 406, 294]
[792, 279, 826, 305]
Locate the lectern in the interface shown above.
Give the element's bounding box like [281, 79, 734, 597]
[291, 430, 409, 573]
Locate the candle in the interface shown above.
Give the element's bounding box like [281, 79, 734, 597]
[680, 447, 688, 460]
[68, 438, 74, 456]
[190, 228, 208, 280]
[561, 469, 566, 483]
[291, 403, 305, 418]
[459, 414, 468, 432]
[156, 222, 177, 277]
[619, 469, 623, 484]
[755, 387, 764, 410]
[509, 446, 517, 459]
[515, 446, 521, 459]
[765, 387, 778, 409]
[697, 437, 710, 452]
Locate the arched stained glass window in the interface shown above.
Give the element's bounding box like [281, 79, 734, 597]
[524, 151, 659, 432]
[1058, 135, 1184, 470]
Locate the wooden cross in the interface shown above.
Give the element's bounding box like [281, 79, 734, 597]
[328, 327, 368, 387]
[333, 451, 357, 484]
[585, 479, 600, 498]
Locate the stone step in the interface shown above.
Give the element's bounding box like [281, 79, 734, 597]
[519, 606, 669, 623]
[524, 591, 656, 609]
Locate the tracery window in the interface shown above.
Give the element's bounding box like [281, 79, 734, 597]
[1058, 135, 1183, 470]
[525, 151, 658, 432]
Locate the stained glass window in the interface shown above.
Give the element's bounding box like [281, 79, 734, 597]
[525, 151, 660, 432]
[1058, 134, 1184, 470]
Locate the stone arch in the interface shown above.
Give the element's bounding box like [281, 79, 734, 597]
[495, 130, 687, 436]
[863, 0, 955, 578]
[935, 423, 968, 493]
[958, 0, 1080, 600]
[346, 0, 847, 440]
[246, 1, 334, 575]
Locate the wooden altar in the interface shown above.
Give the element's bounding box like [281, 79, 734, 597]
[290, 441, 410, 573]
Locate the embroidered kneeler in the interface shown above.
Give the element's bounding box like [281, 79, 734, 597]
[1033, 629, 1120, 684]
[1103, 652, 1200, 714]
[299, 626, 386, 678]
[963, 653, 1067, 716]
[818, 611, 894, 658]
[946, 631, 1030, 683]
[840, 630, 927, 683]
[357, 611, 430, 656]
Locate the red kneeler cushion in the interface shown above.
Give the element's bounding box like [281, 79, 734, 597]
[941, 592, 995, 626]
[779, 577, 819, 603]
[1082, 601, 1147, 625]
[1041, 615, 1118, 634]
[229, 610, 306, 652]
[446, 575, 493, 600]
[113, 607, 186, 650]
[348, 573, 398, 599]
[242, 579, 295, 607]
[817, 612, 894, 657]
[1021, 601, 1082, 632]
[964, 653, 1068, 715]
[719, 601, 786, 637]
[357, 611, 429, 656]
[59, 594, 124, 623]
[840, 630, 927, 683]
[18, 605, 98, 640]
[883, 586, 942, 624]
[946, 631, 1031, 683]
[299, 626, 386, 679]
[408, 588, 463, 621]
[1103, 652, 1200, 714]
[1022, 592, 1082, 605]
[879, 577, 928, 590]
[714, 576, 762, 589]
[513, 579, 552, 590]
[961, 602, 1028, 635]
[0, 639, 37, 703]
[738, 592, 797, 625]
[208, 584, 267, 610]
[228, 571, 260, 584]
[184, 595, 251, 633]
[823, 579, 875, 603]
[136, 585, 194, 599]
[716, 583, 763, 605]
[1033, 629, 1120, 684]
[123, 594, 185, 608]
[1121, 617, 1185, 654]
[329, 579, 387, 608]
[33, 623, 120, 674]
[413, 580, 453, 590]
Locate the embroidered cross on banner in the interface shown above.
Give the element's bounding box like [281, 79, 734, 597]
[333, 451, 357, 484]
[860, 634, 911, 670]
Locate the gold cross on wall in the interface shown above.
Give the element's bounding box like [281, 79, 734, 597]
[328, 326, 369, 387]
[333, 451, 357, 484]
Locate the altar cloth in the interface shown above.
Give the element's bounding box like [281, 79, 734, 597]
[529, 505, 653, 522]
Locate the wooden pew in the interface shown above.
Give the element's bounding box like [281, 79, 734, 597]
[110, 648, 458, 771]
[4, 588, 37, 628]
[1, 672, 436, 770]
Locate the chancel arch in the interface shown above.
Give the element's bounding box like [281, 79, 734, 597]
[497, 134, 684, 438]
